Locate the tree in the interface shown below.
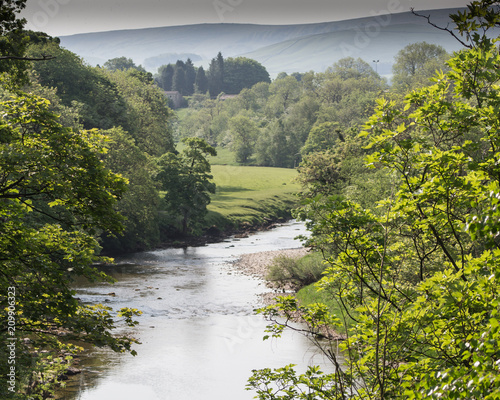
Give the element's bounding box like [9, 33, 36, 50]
[103, 56, 145, 72]
[267, 75, 301, 115]
[27, 40, 129, 130]
[228, 114, 259, 163]
[248, 2, 500, 399]
[222, 57, 271, 94]
[194, 65, 208, 94]
[301, 122, 341, 156]
[0, 91, 140, 399]
[102, 68, 175, 158]
[156, 63, 174, 91]
[327, 56, 379, 80]
[392, 41, 449, 89]
[156, 138, 217, 235]
[172, 62, 186, 95]
[100, 127, 162, 253]
[208, 52, 224, 97]
[184, 58, 196, 95]
[0, 0, 29, 82]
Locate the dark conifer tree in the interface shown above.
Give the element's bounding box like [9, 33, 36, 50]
[156, 64, 174, 90]
[194, 66, 209, 94]
[208, 52, 224, 97]
[185, 58, 196, 95]
[172, 65, 186, 94]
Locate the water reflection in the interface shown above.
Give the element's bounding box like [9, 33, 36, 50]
[59, 221, 337, 400]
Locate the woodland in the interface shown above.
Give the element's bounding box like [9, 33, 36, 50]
[0, 0, 499, 399]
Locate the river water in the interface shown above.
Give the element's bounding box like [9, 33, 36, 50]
[60, 221, 335, 400]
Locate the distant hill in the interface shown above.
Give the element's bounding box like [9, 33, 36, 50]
[59, 8, 469, 78]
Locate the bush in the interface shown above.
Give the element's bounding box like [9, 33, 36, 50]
[266, 252, 325, 290]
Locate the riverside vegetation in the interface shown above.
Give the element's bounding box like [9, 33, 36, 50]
[247, 2, 500, 399]
[1, 0, 500, 399]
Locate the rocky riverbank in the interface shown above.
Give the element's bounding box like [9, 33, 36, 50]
[230, 247, 309, 305]
[231, 246, 346, 341]
[232, 247, 309, 280]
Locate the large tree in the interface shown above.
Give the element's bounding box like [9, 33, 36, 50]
[0, 6, 142, 397]
[100, 127, 162, 253]
[222, 57, 271, 94]
[156, 138, 217, 235]
[184, 58, 196, 95]
[194, 65, 208, 94]
[103, 56, 146, 72]
[392, 41, 450, 90]
[228, 114, 259, 163]
[156, 63, 174, 91]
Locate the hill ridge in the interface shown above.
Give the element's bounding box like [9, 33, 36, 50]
[59, 7, 467, 76]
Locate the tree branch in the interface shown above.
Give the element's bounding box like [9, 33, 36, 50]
[410, 8, 472, 49]
[0, 55, 55, 61]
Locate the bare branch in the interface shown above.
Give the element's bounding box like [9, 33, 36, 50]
[411, 8, 472, 49]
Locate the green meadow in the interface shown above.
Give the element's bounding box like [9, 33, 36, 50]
[206, 165, 301, 230]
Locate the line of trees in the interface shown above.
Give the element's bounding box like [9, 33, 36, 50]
[176, 41, 451, 169]
[155, 52, 271, 97]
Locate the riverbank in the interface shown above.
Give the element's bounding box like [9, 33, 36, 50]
[160, 216, 291, 249]
[231, 246, 346, 341]
[231, 247, 309, 280]
[230, 247, 309, 305]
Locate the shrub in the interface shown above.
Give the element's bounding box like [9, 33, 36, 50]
[266, 252, 325, 290]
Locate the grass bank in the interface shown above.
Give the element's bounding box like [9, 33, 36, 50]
[205, 165, 301, 232]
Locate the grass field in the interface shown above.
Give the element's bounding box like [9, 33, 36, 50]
[207, 147, 240, 165]
[206, 165, 301, 230]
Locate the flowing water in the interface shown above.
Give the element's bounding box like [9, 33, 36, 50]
[60, 221, 337, 400]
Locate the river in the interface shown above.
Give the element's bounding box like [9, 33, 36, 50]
[59, 221, 335, 400]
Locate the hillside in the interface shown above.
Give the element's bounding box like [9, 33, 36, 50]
[242, 16, 465, 77]
[59, 8, 467, 77]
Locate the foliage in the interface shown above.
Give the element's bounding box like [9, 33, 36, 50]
[0, 91, 141, 398]
[100, 127, 162, 253]
[222, 56, 271, 94]
[26, 40, 176, 251]
[156, 63, 174, 91]
[103, 56, 146, 73]
[249, 2, 500, 399]
[227, 114, 259, 163]
[155, 53, 271, 98]
[103, 68, 175, 157]
[0, 0, 29, 83]
[175, 57, 384, 168]
[392, 41, 450, 90]
[300, 122, 341, 156]
[27, 40, 129, 130]
[195, 66, 209, 94]
[156, 137, 217, 235]
[266, 253, 326, 290]
[208, 52, 224, 97]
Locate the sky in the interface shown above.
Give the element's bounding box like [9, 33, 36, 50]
[21, 0, 471, 37]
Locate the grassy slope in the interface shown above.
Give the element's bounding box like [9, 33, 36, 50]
[206, 165, 301, 231]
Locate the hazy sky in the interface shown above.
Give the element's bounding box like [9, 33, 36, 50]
[21, 0, 471, 36]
